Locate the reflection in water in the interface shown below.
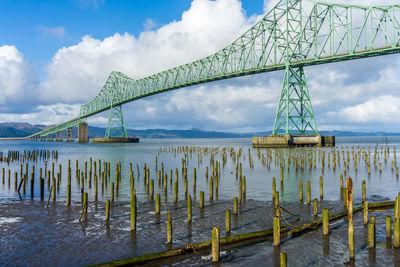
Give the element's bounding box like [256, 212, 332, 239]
[273, 246, 281, 267]
[368, 247, 376, 263]
[322, 235, 330, 256]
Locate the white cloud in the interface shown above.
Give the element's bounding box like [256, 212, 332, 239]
[0, 45, 38, 111]
[38, 0, 255, 104]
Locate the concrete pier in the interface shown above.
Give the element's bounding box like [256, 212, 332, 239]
[55, 131, 63, 142]
[66, 127, 74, 142]
[252, 134, 335, 148]
[77, 123, 89, 143]
[92, 137, 139, 143]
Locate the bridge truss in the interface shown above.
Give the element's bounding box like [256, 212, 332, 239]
[33, 0, 400, 138]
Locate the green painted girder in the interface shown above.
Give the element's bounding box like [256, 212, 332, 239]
[34, 0, 400, 137]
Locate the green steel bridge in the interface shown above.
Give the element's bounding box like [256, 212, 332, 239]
[30, 0, 400, 140]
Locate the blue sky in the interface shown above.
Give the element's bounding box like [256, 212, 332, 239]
[0, 0, 400, 133]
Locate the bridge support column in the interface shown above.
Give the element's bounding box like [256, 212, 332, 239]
[55, 131, 63, 142]
[105, 105, 127, 138]
[78, 123, 89, 143]
[272, 65, 318, 135]
[66, 127, 74, 142]
[46, 134, 54, 142]
[252, 64, 335, 147]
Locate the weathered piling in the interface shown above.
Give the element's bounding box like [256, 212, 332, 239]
[200, 191, 204, 209]
[106, 199, 110, 221]
[209, 178, 213, 200]
[319, 176, 323, 199]
[299, 180, 303, 202]
[323, 209, 329, 235]
[363, 201, 368, 225]
[233, 197, 238, 215]
[226, 209, 231, 233]
[314, 198, 318, 216]
[347, 178, 354, 260]
[369, 217, 376, 248]
[362, 180, 366, 202]
[212, 226, 220, 262]
[307, 181, 311, 204]
[273, 215, 280, 246]
[394, 216, 400, 248]
[280, 252, 287, 267]
[167, 210, 172, 244]
[174, 182, 178, 203]
[156, 194, 160, 214]
[187, 194, 192, 223]
[111, 182, 115, 202]
[150, 179, 154, 200]
[131, 188, 137, 231]
[275, 192, 279, 209]
[272, 177, 276, 201]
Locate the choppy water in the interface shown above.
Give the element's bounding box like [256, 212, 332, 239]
[0, 137, 399, 266]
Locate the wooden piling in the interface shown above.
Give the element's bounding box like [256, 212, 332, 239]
[233, 197, 238, 215]
[156, 194, 160, 214]
[131, 188, 137, 231]
[272, 177, 276, 201]
[280, 251, 287, 267]
[363, 201, 368, 225]
[106, 199, 110, 221]
[347, 178, 354, 260]
[299, 180, 303, 202]
[359, 179, 365, 203]
[394, 216, 400, 248]
[322, 209, 329, 235]
[150, 179, 154, 200]
[174, 182, 178, 203]
[209, 178, 213, 200]
[111, 182, 114, 202]
[187, 194, 192, 223]
[273, 215, 280, 246]
[212, 226, 220, 262]
[200, 191, 204, 209]
[275, 192, 279, 209]
[307, 181, 311, 204]
[167, 210, 172, 244]
[320, 176, 323, 199]
[386, 216, 392, 240]
[369, 218, 376, 248]
[314, 198, 318, 216]
[226, 209, 231, 233]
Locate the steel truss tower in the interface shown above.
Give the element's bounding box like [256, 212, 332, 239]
[105, 104, 128, 138]
[272, 64, 318, 135]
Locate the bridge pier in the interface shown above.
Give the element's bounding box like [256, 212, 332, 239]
[46, 135, 54, 142]
[66, 127, 74, 142]
[77, 123, 89, 143]
[55, 131, 63, 142]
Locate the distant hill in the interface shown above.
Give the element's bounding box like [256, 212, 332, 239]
[0, 122, 400, 138]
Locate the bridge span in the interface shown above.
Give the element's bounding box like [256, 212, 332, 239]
[25, 0, 400, 145]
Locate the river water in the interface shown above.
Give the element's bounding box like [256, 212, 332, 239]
[0, 137, 399, 266]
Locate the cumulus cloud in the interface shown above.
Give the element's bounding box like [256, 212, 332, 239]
[38, 0, 255, 104]
[0, 45, 39, 112]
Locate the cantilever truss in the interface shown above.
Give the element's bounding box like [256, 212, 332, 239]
[34, 0, 400, 138]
